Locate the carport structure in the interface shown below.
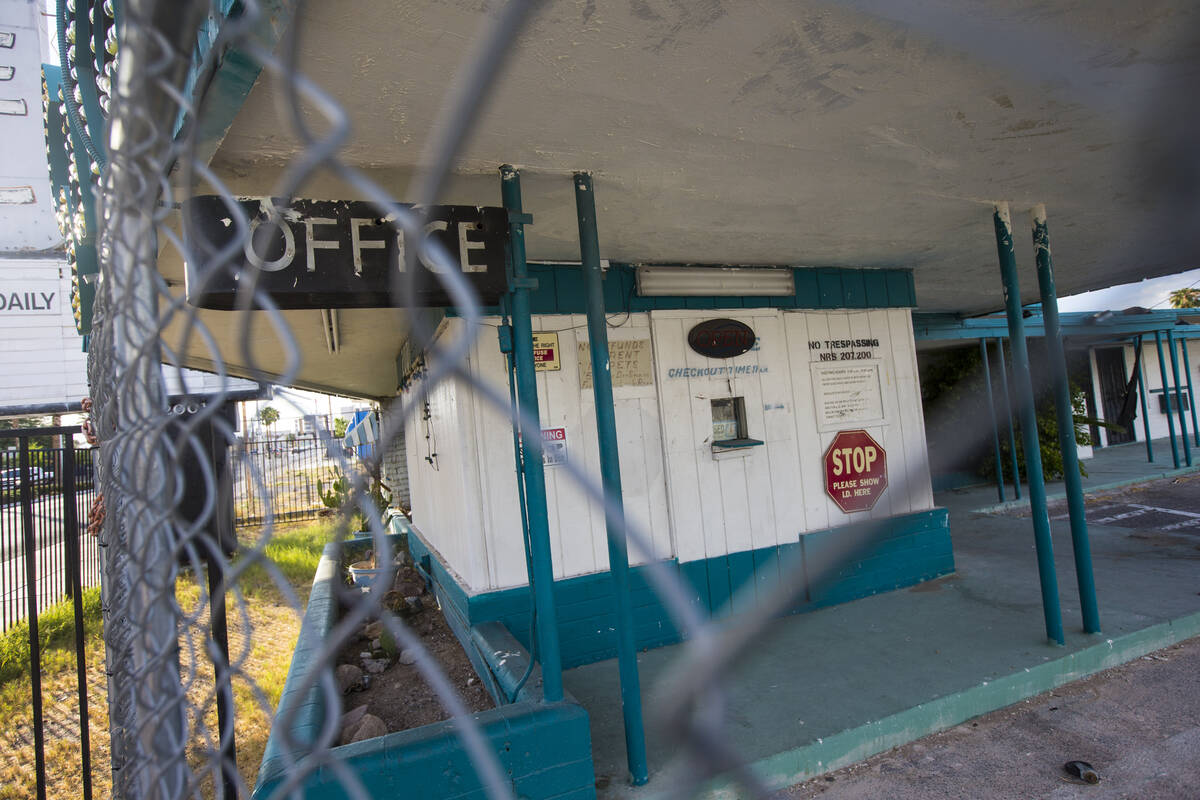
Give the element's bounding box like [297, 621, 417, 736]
[54, 0, 1200, 797]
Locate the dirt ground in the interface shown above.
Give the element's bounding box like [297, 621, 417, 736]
[336, 570, 494, 735]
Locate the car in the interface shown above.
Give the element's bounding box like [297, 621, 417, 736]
[0, 466, 50, 491]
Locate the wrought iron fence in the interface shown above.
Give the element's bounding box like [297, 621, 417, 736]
[0, 431, 100, 633]
[231, 434, 341, 528]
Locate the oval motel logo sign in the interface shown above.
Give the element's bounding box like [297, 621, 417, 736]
[687, 318, 756, 359]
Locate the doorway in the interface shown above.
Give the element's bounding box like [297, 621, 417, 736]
[1094, 347, 1135, 445]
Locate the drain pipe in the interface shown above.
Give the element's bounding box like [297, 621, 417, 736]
[500, 165, 564, 703]
[573, 172, 649, 786]
[1031, 205, 1100, 634]
[993, 202, 1064, 645]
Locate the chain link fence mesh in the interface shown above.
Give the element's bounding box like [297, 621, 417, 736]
[83, 2, 929, 798]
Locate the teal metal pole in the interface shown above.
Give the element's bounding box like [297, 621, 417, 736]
[1031, 205, 1100, 634]
[1136, 336, 1154, 462]
[993, 202, 1064, 645]
[980, 339, 1006, 503]
[1155, 331, 1181, 469]
[1182, 338, 1199, 447]
[1166, 329, 1192, 466]
[996, 339, 1023, 500]
[500, 165, 564, 703]
[572, 172, 649, 786]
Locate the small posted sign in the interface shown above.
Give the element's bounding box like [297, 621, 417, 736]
[533, 332, 561, 372]
[541, 427, 568, 466]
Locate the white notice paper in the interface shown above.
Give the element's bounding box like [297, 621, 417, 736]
[811, 362, 885, 430]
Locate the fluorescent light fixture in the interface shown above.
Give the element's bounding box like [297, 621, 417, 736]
[636, 266, 795, 297]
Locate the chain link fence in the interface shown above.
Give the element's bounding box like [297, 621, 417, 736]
[78, 2, 947, 799]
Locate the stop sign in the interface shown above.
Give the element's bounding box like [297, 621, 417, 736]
[824, 430, 887, 513]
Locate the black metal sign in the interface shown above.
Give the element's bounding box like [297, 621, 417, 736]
[687, 318, 757, 358]
[182, 196, 511, 309]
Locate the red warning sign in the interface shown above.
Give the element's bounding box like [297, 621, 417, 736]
[823, 429, 887, 513]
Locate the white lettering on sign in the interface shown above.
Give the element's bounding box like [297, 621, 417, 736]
[304, 217, 339, 272]
[350, 217, 385, 275]
[244, 214, 296, 272]
[0, 290, 58, 313]
[830, 445, 879, 476]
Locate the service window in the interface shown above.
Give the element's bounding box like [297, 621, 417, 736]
[711, 397, 744, 442]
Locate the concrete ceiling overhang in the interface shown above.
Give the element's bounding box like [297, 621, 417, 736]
[165, 0, 1200, 398]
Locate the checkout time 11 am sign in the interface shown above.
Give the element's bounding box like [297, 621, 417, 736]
[824, 429, 888, 513]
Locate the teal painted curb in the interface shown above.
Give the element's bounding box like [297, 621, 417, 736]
[694, 611, 1200, 799]
[971, 463, 1200, 515]
[253, 534, 597, 800]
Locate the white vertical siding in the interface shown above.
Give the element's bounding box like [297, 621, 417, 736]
[409, 307, 936, 590]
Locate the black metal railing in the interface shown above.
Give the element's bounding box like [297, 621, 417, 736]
[0, 425, 95, 800]
[231, 433, 340, 527]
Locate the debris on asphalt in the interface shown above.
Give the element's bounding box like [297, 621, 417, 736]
[1064, 760, 1100, 784]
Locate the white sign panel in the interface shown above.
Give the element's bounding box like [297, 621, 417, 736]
[541, 427, 567, 466]
[811, 362, 886, 431]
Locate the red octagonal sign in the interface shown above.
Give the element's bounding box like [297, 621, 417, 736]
[824, 430, 888, 513]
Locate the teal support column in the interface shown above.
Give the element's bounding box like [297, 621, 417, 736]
[1031, 205, 1100, 634]
[1166, 329, 1192, 466]
[980, 339, 1007, 503]
[996, 339, 1023, 500]
[1154, 331, 1181, 469]
[573, 172, 649, 786]
[993, 202, 1064, 645]
[499, 165, 564, 703]
[1136, 336, 1154, 462]
[1182, 338, 1199, 447]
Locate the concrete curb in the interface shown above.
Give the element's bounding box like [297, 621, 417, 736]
[698, 610, 1200, 798]
[969, 464, 1200, 516]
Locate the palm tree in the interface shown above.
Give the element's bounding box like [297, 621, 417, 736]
[1168, 287, 1200, 308]
[257, 405, 280, 435]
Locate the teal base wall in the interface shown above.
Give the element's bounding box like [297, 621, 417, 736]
[408, 508, 953, 670]
[253, 534, 597, 800]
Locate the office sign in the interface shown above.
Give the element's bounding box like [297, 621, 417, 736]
[687, 318, 756, 358]
[183, 196, 511, 309]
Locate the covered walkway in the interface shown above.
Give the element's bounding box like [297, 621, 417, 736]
[570, 438, 1200, 798]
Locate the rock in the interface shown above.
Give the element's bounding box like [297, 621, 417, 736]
[336, 664, 363, 694]
[370, 638, 382, 651]
[362, 621, 384, 640]
[347, 713, 388, 744]
[340, 704, 368, 736]
[404, 596, 424, 616]
[363, 658, 390, 674]
[466, 677, 476, 687]
[399, 649, 418, 666]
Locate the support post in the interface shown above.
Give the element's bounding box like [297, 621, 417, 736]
[996, 339, 1022, 499]
[993, 202, 1064, 645]
[573, 172, 649, 785]
[1167, 329, 1193, 466]
[980, 339, 1006, 503]
[1182, 338, 1199, 447]
[1136, 336, 1154, 462]
[1031, 205, 1100, 634]
[1154, 331, 1181, 469]
[500, 165, 564, 703]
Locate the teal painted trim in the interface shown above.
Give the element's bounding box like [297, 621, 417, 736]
[1032, 209, 1100, 635]
[979, 339, 1006, 503]
[411, 509, 953, 670]
[254, 538, 596, 800]
[454, 264, 916, 317]
[183, 1, 298, 166]
[700, 609, 1200, 799]
[994, 204, 1064, 646]
[995, 339, 1022, 500]
[913, 309, 1200, 342]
